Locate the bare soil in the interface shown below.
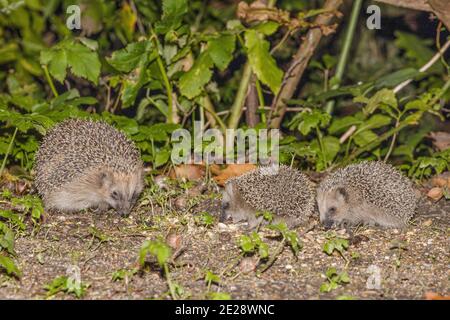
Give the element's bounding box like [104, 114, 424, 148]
[0, 183, 448, 300]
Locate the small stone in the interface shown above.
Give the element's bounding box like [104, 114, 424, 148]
[239, 257, 257, 274]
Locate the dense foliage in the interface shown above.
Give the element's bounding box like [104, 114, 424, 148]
[1, 0, 449, 177]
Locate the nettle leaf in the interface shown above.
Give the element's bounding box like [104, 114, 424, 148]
[207, 34, 236, 71]
[244, 29, 283, 94]
[179, 53, 213, 99]
[155, 0, 188, 34]
[107, 40, 154, 73]
[40, 39, 101, 84]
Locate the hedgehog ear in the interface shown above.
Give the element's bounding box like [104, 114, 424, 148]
[98, 171, 113, 188]
[336, 187, 348, 202]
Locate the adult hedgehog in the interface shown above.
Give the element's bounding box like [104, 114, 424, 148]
[34, 118, 144, 216]
[317, 161, 417, 228]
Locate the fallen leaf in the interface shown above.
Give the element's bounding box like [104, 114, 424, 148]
[427, 187, 443, 201]
[213, 164, 256, 186]
[425, 292, 450, 300]
[429, 131, 450, 151]
[169, 164, 205, 181]
[431, 176, 448, 188]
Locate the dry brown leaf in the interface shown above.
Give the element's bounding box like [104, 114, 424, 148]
[169, 164, 205, 181]
[425, 292, 450, 300]
[427, 187, 443, 201]
[429, 131, 450, 151]
[213, 164, 257, 186]
[431, 177, 447, 187]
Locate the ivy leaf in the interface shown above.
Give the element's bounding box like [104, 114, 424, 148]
[244, 30, 283, 94]
[155, 0, 188, 34]
[107, 40, 154, 73]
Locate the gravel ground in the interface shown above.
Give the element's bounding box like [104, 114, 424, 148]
[0, 183, 448, 300]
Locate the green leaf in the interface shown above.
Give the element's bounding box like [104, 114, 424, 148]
[139, 240, 172, 267]
[320, 136, 340, 164]
[0, 255, 21, 277]
[209, 292, 232, 300]
[365, 114, 392, 129]
[155, 0, 188, 34]
[354, 130, 378, 147]
[253, 21, 280, 35]
[205, 270, 220, 284]
[354, 88, 397, 115]
[107, 40, 154, 73]
[374, 68, 419, 89]
[40, 39, 101, 84]
[66, 42, 101, 84]
[328, 116, 362, 135]
[239, 235, 255, 253]
[47, 50, 67, 83]
[207, 35, 236, 71]
[244, 30, 283, 94]
[179, 53, 213, 99]
[154, 148, 171, 168]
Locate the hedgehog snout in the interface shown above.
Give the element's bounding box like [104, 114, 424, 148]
[220, 201, 231, 222]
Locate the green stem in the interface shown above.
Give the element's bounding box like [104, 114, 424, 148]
[156, 56, 173, 124]
[227, 0, 277, 129]
[202, 96, 227, 132]
[325, 0, 362, 114]
[316, 127, 327, 169]
[228, 63, 253, 129]
[258, 237, 285, 274]
[43, 65, 58, 97]
[344, 122, 410, 165]
[0, 127, 18, 178]
[164, 263, 177, 300]
[255, 78, 266, 125]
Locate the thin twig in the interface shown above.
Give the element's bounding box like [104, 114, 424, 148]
[393, 39, 450, 93]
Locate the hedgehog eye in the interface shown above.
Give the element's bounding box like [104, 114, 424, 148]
[328, 207, 337, 215]
[111, 191, 120, 200]
[222, 202, 230, 210]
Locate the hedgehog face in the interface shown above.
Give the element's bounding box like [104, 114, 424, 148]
[317, 187, 353, 228]
[221, 182, 256, 223]
[98, 169, 144, 217]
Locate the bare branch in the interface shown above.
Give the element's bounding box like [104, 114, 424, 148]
[269, 0, 343, 128]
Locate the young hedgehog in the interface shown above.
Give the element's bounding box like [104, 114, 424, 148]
[317, 161, 417, 229]
[34, 119, 144, 217]
[221, 165, 316, 229]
